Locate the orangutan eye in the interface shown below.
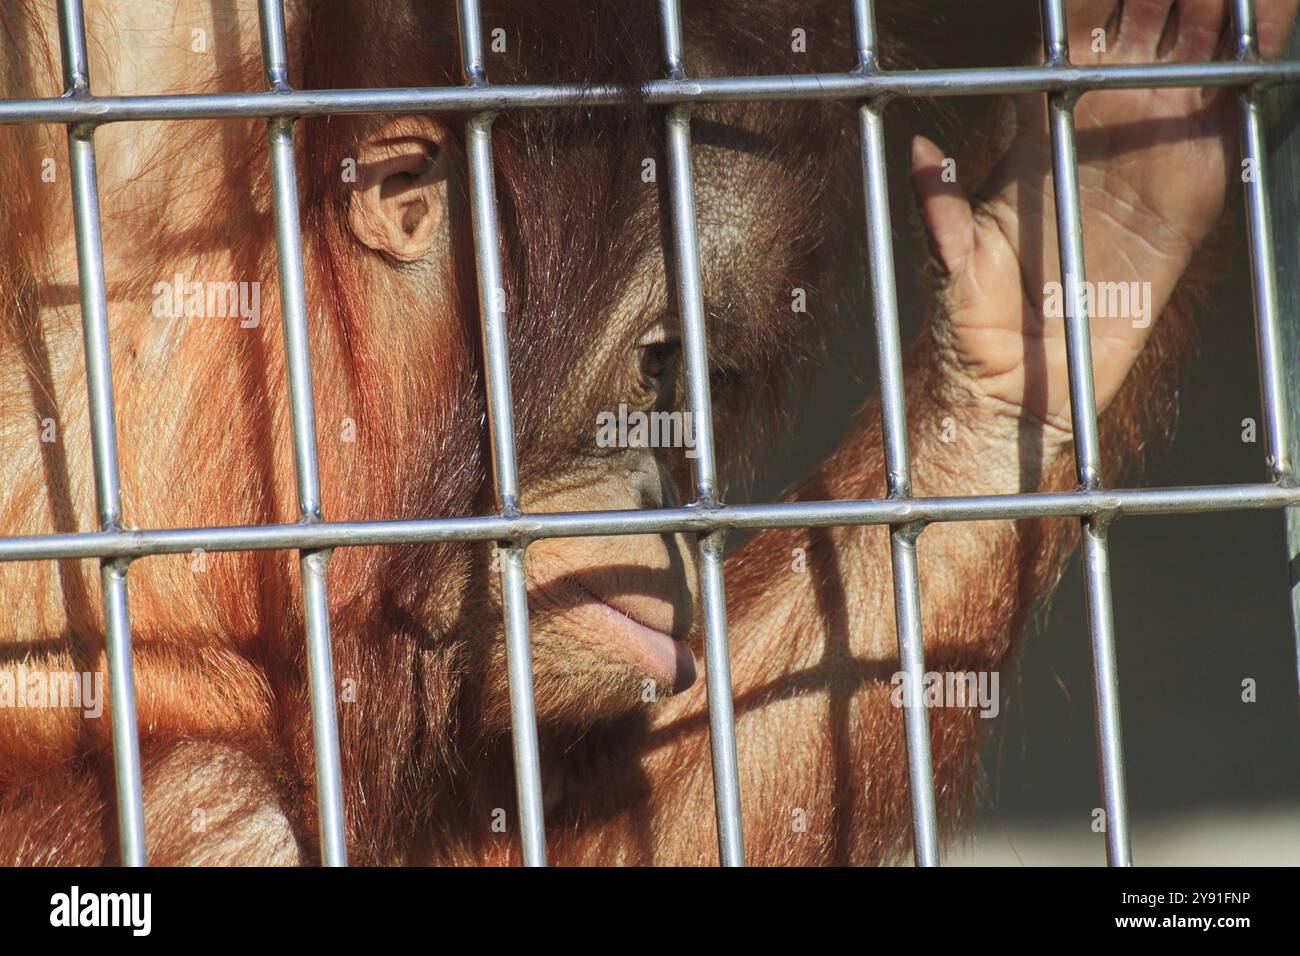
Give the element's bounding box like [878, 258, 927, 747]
[639, 338, 681, 382]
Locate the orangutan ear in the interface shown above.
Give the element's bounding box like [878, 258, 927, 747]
[347, 115, 451, 262]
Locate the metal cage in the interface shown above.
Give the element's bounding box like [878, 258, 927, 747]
[2, 0, 1298, 867]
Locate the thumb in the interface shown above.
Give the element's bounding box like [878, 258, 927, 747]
[909, 134, 974, 278]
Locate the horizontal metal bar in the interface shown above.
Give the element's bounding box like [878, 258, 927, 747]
[0, 483, 1294, 564]
[0, 61, 1297, 127]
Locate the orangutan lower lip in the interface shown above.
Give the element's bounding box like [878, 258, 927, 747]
[573, 583, 697, 693]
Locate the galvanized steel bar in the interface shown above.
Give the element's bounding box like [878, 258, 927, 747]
[0, 482, 1297, 564]
[56, 0, 148, 869]
[1232, 1, 1299, 703]
[852, 0, 940, 867]
[1234, 1, 1290, 481]
[1261, 19, 1300, 706]
[457, 0, 548, 868]
[658, 0, 746, 867]
[257, 0, 348, 867]
[1040, 0, 1131, 867]
[1, 62, 1299, 127]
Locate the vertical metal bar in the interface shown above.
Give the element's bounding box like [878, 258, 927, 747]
[457, 0, 548, 868]
[257, 0, 291, 93]
[852, 0, 940, 868]
[56, 0, 147, 868]
[257, 0, 347, 867]
[1260, 20, 1300, 706]
[1233, 2, 1300, 707]
[1040, 0, 1132, 866]
[657, 0, 745, 867]
[98, 559, 142, 863]
[1233, 0, 1290, 481]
